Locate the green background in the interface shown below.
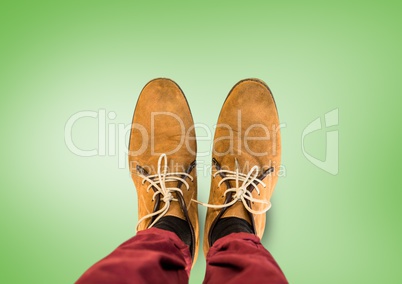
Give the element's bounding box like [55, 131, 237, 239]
[0, 1, 401, 283]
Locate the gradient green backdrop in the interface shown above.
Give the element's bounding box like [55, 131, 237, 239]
[1, 1, 401, 283]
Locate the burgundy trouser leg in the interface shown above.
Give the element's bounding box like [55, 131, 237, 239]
[76, 228, 191, 284]
[204, 232, 288, 284]
[76, 230, 287, 284]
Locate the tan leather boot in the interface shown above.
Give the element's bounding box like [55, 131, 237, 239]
[128, 78, 199, 264]
[202, 78, 281, 256]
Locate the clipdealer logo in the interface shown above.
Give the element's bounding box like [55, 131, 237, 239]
[301, 108, 339, 175]
[64, 108, 339, 175]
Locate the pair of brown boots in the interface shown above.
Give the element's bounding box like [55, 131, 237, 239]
[128, 78, 281, 266]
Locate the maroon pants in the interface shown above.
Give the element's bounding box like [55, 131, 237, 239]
[76, 228, 287, 284]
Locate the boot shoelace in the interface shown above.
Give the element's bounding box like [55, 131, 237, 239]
[193, 159, 272, 214]
[136, 153, 193, 230]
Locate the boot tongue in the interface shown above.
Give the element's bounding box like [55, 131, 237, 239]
[221, 201, 252, 225]
[219, 155, 260, 175]
[158, 176, 186, 220]
[213, 156, 253, 225]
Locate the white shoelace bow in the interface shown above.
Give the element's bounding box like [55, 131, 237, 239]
[193, 160, 271, 214]
[136, 154, 193, 230]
